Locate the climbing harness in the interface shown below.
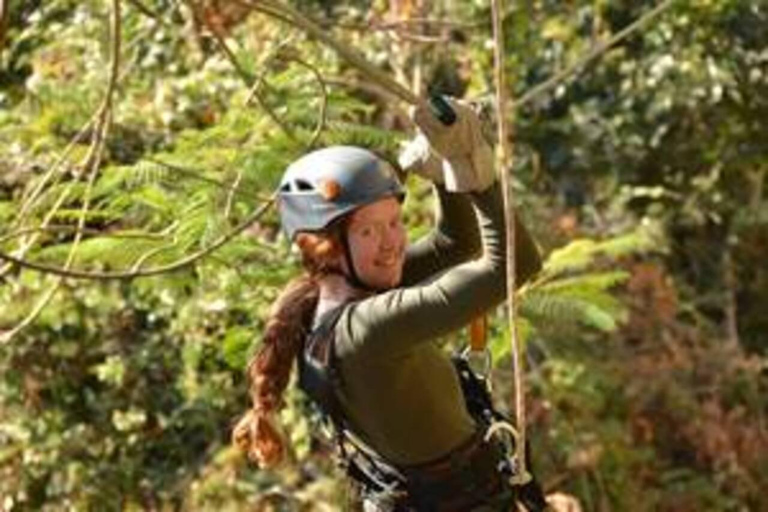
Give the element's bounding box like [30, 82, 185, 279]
[298, 304, 548, 512]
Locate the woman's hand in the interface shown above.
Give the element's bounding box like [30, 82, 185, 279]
[398, 133, 444, 184]
[411, 97, 496, 193]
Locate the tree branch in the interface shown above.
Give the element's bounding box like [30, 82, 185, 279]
[201, 17, 299, 142]
[244, 0, 419, 105]
[514, 0, 676, 110]
[280, 50, 328, 149]
[141, 157, 272, 201]
[2, 0, 123, 343]
[0, 0, 9, 55]
[0, 225, 171, 245]
[124, 0, 160, 19]
[0, 195, 275, 281]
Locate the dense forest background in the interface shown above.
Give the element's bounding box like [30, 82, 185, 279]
[1, 0, 767, 510]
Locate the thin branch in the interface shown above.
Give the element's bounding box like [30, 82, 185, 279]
[207, 24, 253, 83]
[65, 0, 122, 265]
[0, 195, 276, 280]
[124, 0, 160, 19]
[130, 237, 178, 271]
[223, 170, 243, 220]
[1, 181, 77, 278]
[2, 0, 122, 344]
[202, 17, 298, 142]
[386, 30, 446, 45]
[723, 247, 740, 348]
[143, 157, 273, 202]
[0, 0, 8, 51]
[0, 226, 170, 244]
[10, 115, 97, 235]
[0, 285, 59, 344]
[142, 157, 228, 188]
[374, 17, 475, 30]
[1, 10, 148, 279]
[327, 17, 477, 33]
[281, 52, 328, 148]
[324, 76, 411, 124]
[244, 36, 296, 105]
[514, 0, 677, 110]
[243, 0, 418, 105]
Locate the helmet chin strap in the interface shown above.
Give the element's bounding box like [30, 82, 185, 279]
[339, 231, 381, 293]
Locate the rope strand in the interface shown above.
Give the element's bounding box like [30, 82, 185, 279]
[490, 0, 529, 483]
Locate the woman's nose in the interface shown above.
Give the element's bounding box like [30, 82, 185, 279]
[380, 226, 397, 250]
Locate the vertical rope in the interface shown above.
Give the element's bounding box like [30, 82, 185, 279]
[491, 0, 529, 482]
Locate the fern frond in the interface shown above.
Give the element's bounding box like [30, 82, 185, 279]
[174, 194, 219, 251]
[520, 291, 625, 332]
[542, 227, 657, 278]
[0, 201, 14, 224]
[321, 122, 402, 153]
[34, 237, 162, 268]
[50, 208, 123, 224]
[537, 271, 630, 293]
[491, 316, 535, 362]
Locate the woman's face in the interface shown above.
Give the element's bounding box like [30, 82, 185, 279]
[346, 197, 407, 290]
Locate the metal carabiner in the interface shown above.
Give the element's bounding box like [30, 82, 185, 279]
[461, 345, 493, 381]
[484, 420, 533, 486]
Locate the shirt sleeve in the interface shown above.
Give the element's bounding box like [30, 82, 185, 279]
[400, 183, 482, 286]
[335, 181, 542, 360]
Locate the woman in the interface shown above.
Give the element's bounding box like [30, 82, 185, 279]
[233, 99, 543, 511]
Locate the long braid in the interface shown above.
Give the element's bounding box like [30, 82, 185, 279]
[232, 231, 342, 466]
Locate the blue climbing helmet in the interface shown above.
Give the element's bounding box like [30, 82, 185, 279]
[277, 146, 405, 240]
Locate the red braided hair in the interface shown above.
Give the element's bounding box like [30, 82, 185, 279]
[232, 231, 343, 466]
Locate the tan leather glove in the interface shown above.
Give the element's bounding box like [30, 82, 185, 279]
[397, 133, 444, 183]
[411, 97, 496, 193]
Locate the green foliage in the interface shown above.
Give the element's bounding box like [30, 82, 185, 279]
[1, 0, 767, 510]
[540, 224, 660, 276]
[491, 225, 658, 362]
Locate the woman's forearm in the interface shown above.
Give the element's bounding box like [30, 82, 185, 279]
[401, 183, 481, 285]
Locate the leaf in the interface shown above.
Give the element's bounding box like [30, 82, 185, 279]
[520, 291, 625, 332]
[491, 316, 535, 362]
[0, 201, 14, 224]
[542, 228, 657, 278]
[538, 271, 630, 293]
[222, 326, 256, 370]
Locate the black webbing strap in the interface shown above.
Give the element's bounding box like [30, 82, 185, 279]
[298, 304, 408, 495]
[452, 355, 549, 512]
[297, 305, 348, 425]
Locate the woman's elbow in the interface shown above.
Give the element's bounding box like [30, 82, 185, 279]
[513, 217, 542, 284]
[516, 248, 542, 284]
[456, 238, 482, 263]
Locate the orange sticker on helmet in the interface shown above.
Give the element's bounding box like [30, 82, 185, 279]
[319, 180, 341, 200]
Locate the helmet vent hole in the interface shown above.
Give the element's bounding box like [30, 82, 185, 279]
[295, 179, 314, 191]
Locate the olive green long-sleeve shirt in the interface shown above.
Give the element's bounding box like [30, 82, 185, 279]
[332, 182, 541, 465]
